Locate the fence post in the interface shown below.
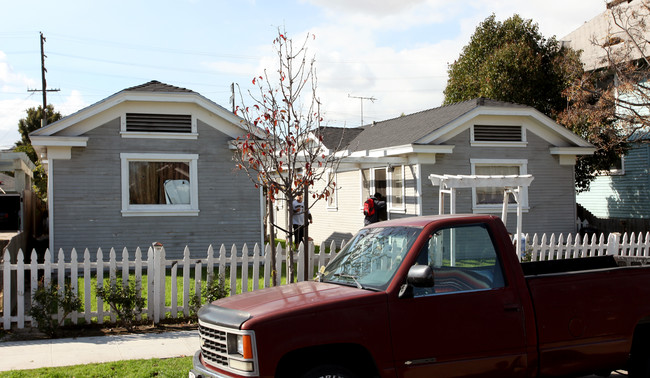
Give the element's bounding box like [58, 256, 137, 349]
[607, 233, 620, 256]
[152, 242, 164, 323]
[3, 249, 10, 330]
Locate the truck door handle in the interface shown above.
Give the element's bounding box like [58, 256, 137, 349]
[504, 304, 520, 312]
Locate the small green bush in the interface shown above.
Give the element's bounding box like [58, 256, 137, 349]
[190, 275, 229, 316]
[29, 279, 83, 338]
[96, 280, 145, 330]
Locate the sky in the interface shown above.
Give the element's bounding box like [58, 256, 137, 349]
[0, 0, 607, 150]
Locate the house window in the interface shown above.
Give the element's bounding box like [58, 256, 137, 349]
[471, 125, 525, 147]
[327, 170, 337, 209]
[471, 159, 528, 211]
[607, 155, 625, 175]
[390, 165, 405, 210]
[120, 153, 199, 216]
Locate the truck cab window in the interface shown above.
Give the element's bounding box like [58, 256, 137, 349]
[322, 226, 421, 291]
[413, 224, 505, 297]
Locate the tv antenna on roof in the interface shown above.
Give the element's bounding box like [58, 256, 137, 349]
[348, 94, 376, 126]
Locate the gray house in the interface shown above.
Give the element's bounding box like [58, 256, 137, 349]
[30, 81, 263, 259]
[288, 99, 595, 246]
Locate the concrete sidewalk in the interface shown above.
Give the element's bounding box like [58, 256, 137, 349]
[0, 330, 199, 372]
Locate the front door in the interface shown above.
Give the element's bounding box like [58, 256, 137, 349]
[389, 224, 528, 377]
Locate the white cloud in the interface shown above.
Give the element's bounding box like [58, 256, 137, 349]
[201, 60, 262, 78]
[0, 51, 40, 149]
[305, 0, 428, 16]
[55, 90, 88, 117]
[305, 0, 461, 31]
[271, 0, 607, 127]
[0, 90, 88, 151]
[0, 97, 38, 149]
[0, 52, 38, 94]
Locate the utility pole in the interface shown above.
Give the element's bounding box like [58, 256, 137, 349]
[348, 94, 376, 126]
[28, 32, 60, 127]
[230, 83, 235, 112]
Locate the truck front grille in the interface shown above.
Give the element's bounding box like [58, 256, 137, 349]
[199, 323, 229, 369]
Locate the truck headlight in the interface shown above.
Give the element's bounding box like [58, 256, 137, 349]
[237, 334, 253, 358]
[227, 333, 255, 372]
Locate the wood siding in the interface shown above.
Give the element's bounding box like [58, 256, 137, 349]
[51, 118, 261, 259]
[577, 142, 650, 219]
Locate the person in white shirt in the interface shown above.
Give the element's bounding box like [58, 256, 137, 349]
[292, 194, 312, 245]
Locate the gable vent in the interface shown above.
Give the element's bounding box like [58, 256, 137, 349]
[126, 113, 192, 133]
[474, 125, 522, 142]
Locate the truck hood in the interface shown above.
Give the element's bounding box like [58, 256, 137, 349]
[200, 281, 380, 329]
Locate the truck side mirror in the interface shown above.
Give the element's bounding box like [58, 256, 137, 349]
[399, 265, 435, 299]
[407, 265, 434, 287]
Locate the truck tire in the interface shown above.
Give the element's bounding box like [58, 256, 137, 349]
[299, 364, 359, 378]
[630, 326, 650, 378]
[629, 349, 650, 378]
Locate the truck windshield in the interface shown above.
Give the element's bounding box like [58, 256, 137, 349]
[322, 226, 421, 291]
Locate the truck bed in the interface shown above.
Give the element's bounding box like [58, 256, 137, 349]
[523, 257, 650, 376]
[521, 255, 618, 276]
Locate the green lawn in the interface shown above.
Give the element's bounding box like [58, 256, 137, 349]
[75, 264, 296, 317]
[0, 357, 192, 377]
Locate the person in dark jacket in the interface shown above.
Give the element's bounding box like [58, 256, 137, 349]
[364, 192, 387, 225]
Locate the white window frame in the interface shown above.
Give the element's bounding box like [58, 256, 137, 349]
[470, 159, 529, 213]
[359, 167, 388, 208]
[120, 153, 199, 216]
[603, 155, 625, 176]
[360, 168, 372, 209]
[470, 124, 527, 148]
[326, 169, 338, 210]
[389, 164, 406, 212]
[120, 113, 198, 140]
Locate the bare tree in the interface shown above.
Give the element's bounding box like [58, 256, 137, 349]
[559, 0, 650, 190]
[604, 0, 650, 133]
[233, 29, 342, 284]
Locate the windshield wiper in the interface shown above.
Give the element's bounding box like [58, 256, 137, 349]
[333, 273, 364, 289]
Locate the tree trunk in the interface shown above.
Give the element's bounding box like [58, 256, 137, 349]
[268, 193, 278, 286]
[302, 185, 309, 281]
[287, 196, 295, 284]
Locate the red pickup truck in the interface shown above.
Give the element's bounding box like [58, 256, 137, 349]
[190, 214, 650, 378]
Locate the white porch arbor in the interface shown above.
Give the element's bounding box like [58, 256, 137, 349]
[428, 174, 534, 257]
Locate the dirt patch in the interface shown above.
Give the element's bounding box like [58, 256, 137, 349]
[0, 318, 198, 342]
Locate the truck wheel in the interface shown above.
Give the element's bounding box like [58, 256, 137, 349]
[300, 364, 359, 378]
[629, 350, 650, 378]
[629, 326, 650, 378]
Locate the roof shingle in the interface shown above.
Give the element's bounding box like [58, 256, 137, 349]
[123, 80, 195, 93]
[346, 98, 527, 152]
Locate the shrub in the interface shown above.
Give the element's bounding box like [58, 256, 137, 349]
[189, 275, 229, 316]
[29, 279, 83, 337]
[96, 280, 145, 330]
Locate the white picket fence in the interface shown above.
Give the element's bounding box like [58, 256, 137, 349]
[521, 231, 650, 261]
[1, 240, 343, 331]
[2, 231, 650, 331]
